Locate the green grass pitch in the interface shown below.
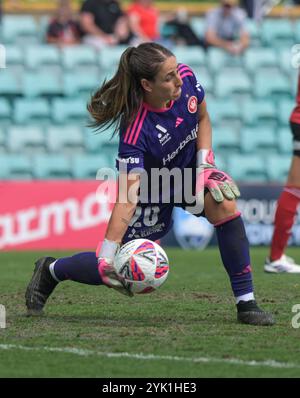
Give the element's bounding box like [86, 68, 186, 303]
[1, 247, 300, 378]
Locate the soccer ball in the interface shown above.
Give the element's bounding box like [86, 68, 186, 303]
[114, 239, 169, 294]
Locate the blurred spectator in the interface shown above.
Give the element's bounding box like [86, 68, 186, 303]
[46, 0, 82, 46]
[0, 0, 2, 24]
[127, 0, 160, 42]
[163, 8, 208, 49]
[205, 0, 250, 55]
[80, 0, 133, 49]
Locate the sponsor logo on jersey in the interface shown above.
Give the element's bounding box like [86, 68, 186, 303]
[175, 117, 184, 128]
[117, 156, 140, 164]
[156, 124, 171, 146]
[162, 126, 198, 166]
[188, 96, 198, 113]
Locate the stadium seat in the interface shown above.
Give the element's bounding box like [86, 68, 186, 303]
[51, 98, 89, 124]
[278, 127, 293, 154]
[14, 98, 51, 125]
[63, 70, 100, 97]
[0, 154, 32, 179]
[261, 19, 294, 48]
[0, 69, 22, 96]
[207, 48, 243, 74]
[215, 70, 251, 98]
[98, 46, 128, 76]
[7, 125, 45, 153]
[240, 127, 277, 154]
[0, 98, 11, 122]
[266, 154, 292, 182]
[253, 71, 292, 100]
[46, 125, 84, 152]
[227, 154, 267, 182]
[32, 154, 73, 179]
[173, 46, 206, 68]
[0, 127, 6, 152]
[243, 48, 278, 74]
[278, 99, 294, 126]
[23, 71, 63, 98]
[207, 99, 241, 126]
[213, 127, 240, 154]
[1, 15, 39, 45]
[241, 99, 277, 127]
[84, 126, 117, 153]
[245, 19, 261, 46]
[5, 45, 24, 67]
[72, 154, 111, 179]
[61, 46, 97, 71]
[24, 45, 61, 71]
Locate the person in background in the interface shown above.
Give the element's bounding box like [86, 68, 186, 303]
[204, 0, 250, 55]
[163, 8, 208, 49]
[127, 0, 160, 42]
[264, 73, 300, 273]
[46, 0, 82, 46]
[80, 0, 133, 49]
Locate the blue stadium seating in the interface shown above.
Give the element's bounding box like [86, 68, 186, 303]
[46, 125, 84, 152]
[254, 71, 292, 100]
[51, 98, 89, 124]
[215, 70, 252, 98]
[24, 45, 61, 71]
[23, 71, 63, 97]
[266, 154, 291, 182]
[1, 15, 39, 45]
[7, 125, 45, 153]
[227, 154, 268, 182]
[61, 46, 98, 71]
[241, 99, 277, 127]
[173, 46, 206, 68]
[14, 98, 51, 125]
[277, 127, 293, 154]
[0, 70, 22, 96]
[261, 19, 294, 48]
[243, 48, 278, 74]
[0, 16, 298, 182]
[0, 127, 6, 152]
[0, 98, 11, 122]
[240, 127, 277, 154]
[32, 154, 73, 179]
[0, 154, 32, 179]
[213, 127, 240, 154]
[72, 154, 111, 179]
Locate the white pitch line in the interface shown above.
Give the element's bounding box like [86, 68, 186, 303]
[0, 344, 299, 370]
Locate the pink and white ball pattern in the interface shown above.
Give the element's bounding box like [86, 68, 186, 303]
[114, 239, 169, 294]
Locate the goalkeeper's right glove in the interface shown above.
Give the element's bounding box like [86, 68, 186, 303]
[97, 239, 133, 297]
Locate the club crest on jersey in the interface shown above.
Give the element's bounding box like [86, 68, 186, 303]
[188, 96, 198, 114]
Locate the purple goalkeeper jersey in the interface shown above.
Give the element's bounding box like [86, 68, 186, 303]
[116, 63, 205, 204]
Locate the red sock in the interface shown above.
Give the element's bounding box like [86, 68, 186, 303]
[270, 188, 300, 261]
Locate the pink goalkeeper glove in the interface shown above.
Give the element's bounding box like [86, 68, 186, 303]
[196, 149, 240, 204]
[97, 240, 133, 297]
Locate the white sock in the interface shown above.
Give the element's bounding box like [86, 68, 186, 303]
[49, 261, 61, 283]
[236, 292, 255, 304]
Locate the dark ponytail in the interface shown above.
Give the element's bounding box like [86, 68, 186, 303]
[88, 42, 174, 135]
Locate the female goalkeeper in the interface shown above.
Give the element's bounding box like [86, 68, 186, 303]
[25, 42, 274, 326]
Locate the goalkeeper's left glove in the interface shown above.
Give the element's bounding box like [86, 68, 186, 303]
[196, 149, 240, 205]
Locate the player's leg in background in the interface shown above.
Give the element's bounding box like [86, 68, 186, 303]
[204, 193, 275, 325]
[266, 121, 300, 273]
